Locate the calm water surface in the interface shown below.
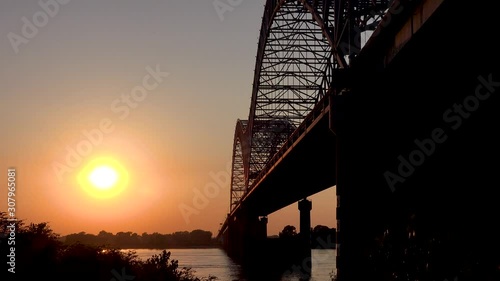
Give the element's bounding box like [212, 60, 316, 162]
[124, 248, 336, 281]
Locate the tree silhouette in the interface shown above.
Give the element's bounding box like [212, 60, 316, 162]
[1, 213, 217, 281]
[279, 225, 297, 238]
[311, 225, 336, 248]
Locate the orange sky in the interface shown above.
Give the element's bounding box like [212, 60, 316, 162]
[0, 0, 336, 237]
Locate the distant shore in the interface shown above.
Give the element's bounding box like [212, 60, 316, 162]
[118, 245, 220, 250]
[61, 229, 217, 249]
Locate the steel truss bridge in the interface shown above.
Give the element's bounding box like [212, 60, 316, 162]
[229, 0, 391, 217]
[216, 0, 499, 280]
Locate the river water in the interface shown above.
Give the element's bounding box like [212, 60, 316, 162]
[124, 248, 336, 281]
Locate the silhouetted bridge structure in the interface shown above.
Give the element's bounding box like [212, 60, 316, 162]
[217, 1, 499, 280]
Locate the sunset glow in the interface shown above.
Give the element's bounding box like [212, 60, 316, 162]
[78, 157, 129, 199]
[0, 0, 337, 238]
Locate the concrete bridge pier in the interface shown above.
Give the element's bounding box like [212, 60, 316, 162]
[225, 210, 268, 265]
[258, 216, 268, 240]
[331, 73, 390, 281]
[298, 199, 312, 252]
[298, 198, 313, 275]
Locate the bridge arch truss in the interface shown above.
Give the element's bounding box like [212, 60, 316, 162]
[229, 0, 391, 213]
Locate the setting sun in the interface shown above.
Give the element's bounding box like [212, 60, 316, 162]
[77, 157, 129, 199]
[89, 166, 118, 189]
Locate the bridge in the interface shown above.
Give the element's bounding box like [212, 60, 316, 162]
[217, 0, 499, 280]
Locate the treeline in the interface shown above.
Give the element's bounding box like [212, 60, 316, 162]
[62, 229, 217, 249]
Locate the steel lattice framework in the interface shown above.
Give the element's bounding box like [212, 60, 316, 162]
[229, 0, 391, 213]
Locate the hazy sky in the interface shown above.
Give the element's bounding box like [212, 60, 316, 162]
[0, 0, 336, 236]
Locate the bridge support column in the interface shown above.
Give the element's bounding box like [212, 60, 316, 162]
[225, 210, 268, 266]
[333, 69, 393, 281]
[258, 216, 268, 240]
[335, 89, 381, 281]
[298, 198, 312, 272]
[225, 216, 238, 259]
